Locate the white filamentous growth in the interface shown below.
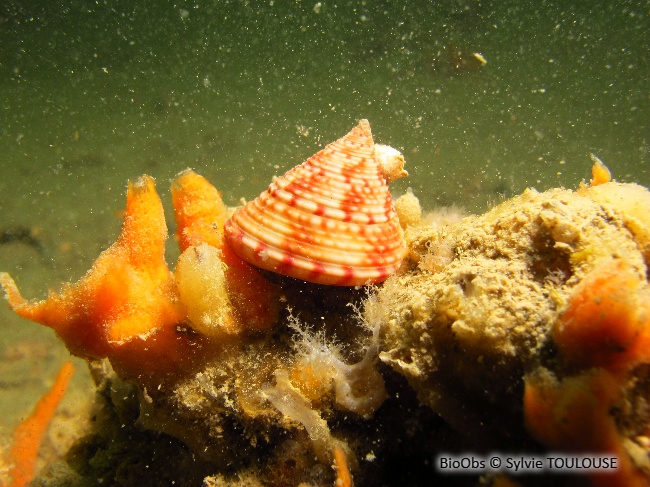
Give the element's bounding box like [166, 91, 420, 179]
[287, 308, 387, 419]
[261, 303, 386, 462]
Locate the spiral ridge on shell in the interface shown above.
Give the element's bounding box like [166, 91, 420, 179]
[224, 119, 405, 286]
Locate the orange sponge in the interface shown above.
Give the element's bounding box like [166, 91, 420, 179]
[171, 170, 279, 332]
[1, 177, 189, 378]
[524, 368, 647, 487]
[525, 258, 650, 486]
[553, 259, 649, 373]
[171, 169, 230, 251]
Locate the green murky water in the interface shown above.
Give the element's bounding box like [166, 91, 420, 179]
[0, 0, 648, 462]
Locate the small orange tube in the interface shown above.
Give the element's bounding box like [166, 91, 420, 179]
[8, 361, 74, 487]
[333, 445, 353, 487]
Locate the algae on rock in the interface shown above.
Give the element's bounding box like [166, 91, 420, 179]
[372, 184, 649, 446]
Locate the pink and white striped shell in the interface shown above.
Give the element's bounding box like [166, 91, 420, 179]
[224, 119, 407, 286]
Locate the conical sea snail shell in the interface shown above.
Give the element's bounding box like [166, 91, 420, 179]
[224, 119, 407, 286]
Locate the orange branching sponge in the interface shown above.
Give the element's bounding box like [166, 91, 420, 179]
[552, 259, 650, 374]
[171, 170, 279, 333]
[171, 169, 230, 251]
[0, 177, 190, 378]
[7, 361, 74, 487]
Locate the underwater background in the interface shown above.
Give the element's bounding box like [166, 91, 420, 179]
[0, 0, 648, 465]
